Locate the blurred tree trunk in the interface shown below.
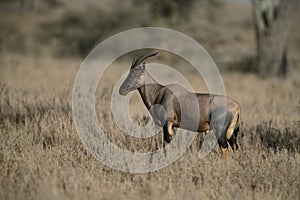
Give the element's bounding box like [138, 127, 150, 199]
[252, 0, 300, 78]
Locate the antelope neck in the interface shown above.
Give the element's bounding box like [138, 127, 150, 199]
[137, 74, 162, 109]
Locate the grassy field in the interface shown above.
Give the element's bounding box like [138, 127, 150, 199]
[0, 53, 299, 200]
[1, 1, 300, 199]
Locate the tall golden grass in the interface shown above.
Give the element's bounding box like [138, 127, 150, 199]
[0, 54, 299, 199]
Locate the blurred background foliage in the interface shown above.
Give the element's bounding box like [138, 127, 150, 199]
[0, 0, 231, 57]
[0, 0, 299, 71]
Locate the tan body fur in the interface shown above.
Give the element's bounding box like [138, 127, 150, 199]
[119, 52, 241, 158]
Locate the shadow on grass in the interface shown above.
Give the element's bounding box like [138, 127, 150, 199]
[255, 121, 300, 153]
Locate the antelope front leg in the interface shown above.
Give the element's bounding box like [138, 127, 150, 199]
[163, 121, 173, 144]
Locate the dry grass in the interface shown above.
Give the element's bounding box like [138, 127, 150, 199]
[0, 54, 299, 200]
[1, 1, 299, 199]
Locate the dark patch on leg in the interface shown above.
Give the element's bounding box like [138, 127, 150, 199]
[211, 107, 232, 157]
[217, 134, 228, 149]
[228, 135, 236, 150]
[228, 126, 240, 151]
[163, 121, 172, 143]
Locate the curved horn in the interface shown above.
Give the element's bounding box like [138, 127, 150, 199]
[132, 51, 159, 67]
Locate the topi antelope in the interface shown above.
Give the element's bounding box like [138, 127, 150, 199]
[119, 52, 241, 158]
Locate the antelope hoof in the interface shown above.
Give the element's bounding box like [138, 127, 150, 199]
[220, 148, 230, 160]
[234, 145, 240, 158]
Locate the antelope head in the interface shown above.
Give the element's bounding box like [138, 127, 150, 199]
[119, 52, 158, 95]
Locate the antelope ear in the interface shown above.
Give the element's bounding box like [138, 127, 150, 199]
[140, 62, 145, 72]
